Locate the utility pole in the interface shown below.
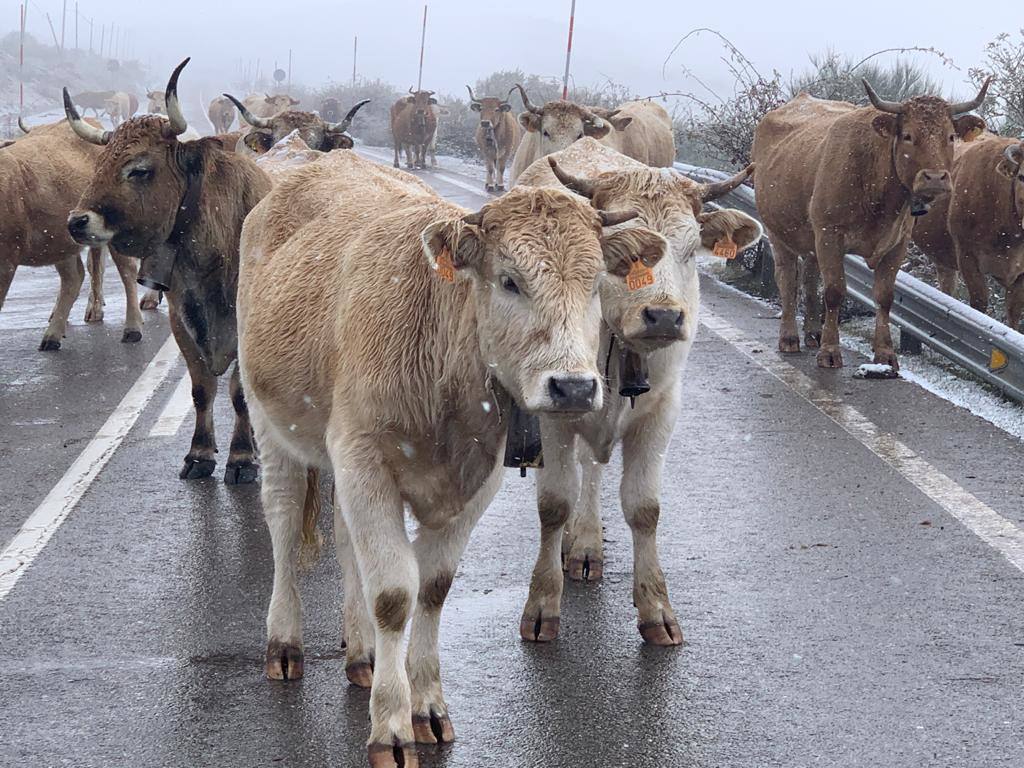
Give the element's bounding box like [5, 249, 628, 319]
[352, 35, 357, 87]
[60, 0, 66, 50]
[416, 5, 427, 91]
[74, 3, 78, 50]
[288, 49, 292, 92]
[19, 2, 26, 116]
[99, 24, 104, 57]
[561, 0, 577, 100]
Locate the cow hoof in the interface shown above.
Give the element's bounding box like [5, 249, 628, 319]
[803, 330, 821, 349]
[38, 337, 61, 352]
[346, 659, 374, 688]
[873, 350, 899, 372]
[566, 552, 603, 582]
[485, 184, 494, 192]
[778, 335, 800, 354]
[519, 611, 560, 642]
[412, 707, 455, 744]
[393, 162, 400, 169]
[816, 346, 844, 368]
[179, 457, 216, 480]
[84, 307, 104, 323]
[121, 328, 142, 344]
[224, 461, 258, 485]
[140, 294, 161, 311]
[367, 742, 418, 768]
[265, 639, 304, 680]
[638, 615, 683, 646]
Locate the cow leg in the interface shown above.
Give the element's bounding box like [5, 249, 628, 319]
[621, 392, 683, 646]
[0, 261, 16, 312]
[393, 140, 401, 169]
[407, 463, 501, 745]
[1006, 273, 1024, 330]
[484, 159, 495, 192]
[564, 442, 605, 582]
[769, 231, 801, 353]
[335, 504, 376, 688]
[40, 254, 85, 351]
[110, 250, 144, 342]
[870, 241, 906, 370]
[957, 245, 990, 316]
[170, 307, 218, 479]
[495, 156, 507, 192]
[405, 144, 415, 169]
[814, 229, 846, 368]
[140, 289, 162, 310]
[802, 253, 822, 348]
[84, 247, 105, 323]
[936, 264, 958, 298]
[330, 436, 419, 767]
[224, 364, 258, 485]
[520, 420, 579, 642]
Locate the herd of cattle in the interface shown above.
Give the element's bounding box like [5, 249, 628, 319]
[0, 55, 1013, 765]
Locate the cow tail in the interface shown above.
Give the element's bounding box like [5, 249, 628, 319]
[299, 467, 324, 570]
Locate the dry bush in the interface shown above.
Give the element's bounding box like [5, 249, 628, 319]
[969, 31, 1024, 136]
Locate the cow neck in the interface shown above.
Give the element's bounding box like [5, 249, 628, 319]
[167, 148, 205, 258]
[888, 125, 913, 204]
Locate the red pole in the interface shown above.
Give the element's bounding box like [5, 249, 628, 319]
[19, 3, 25, 116]
[561, 0, 576, 100]
[416, 5, 427, 91]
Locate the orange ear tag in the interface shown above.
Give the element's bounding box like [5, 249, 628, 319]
[435, 247, 456, 283]
[712, 237, 738, 260]
[626, 259, 655, 291]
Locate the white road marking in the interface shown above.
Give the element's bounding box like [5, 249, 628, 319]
[430, 171, 492, 198]
[0, 336, 181, 600]
[148, 371, 192, 437]
[700, 309, 1024, 574]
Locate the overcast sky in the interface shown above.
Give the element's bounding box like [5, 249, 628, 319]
[10, 0, 1013, 102]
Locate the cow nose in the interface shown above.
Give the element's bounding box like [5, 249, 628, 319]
[642, 307, 684, 336]
[67, 213, 90, 238]
[480, 120, 492, 128]
[921, 170, 950, 183]
[547, 376, 598, 412]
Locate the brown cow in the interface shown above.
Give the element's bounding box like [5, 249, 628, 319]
[752, 80, 989, 370]
[224, 94, 370, 154]
[1, 118, 143, 350]
[64, 58, 272, 484]
[146, 90, 167, 115]
[207, 95, 236, 133]
[238, 149, 664, 766]
[71, 90, 115, 117]
[391, 88, 438, 169]
[914, 134, 1024, 328]
[319, 97, 342, 123]
[466, 85, 521, 192]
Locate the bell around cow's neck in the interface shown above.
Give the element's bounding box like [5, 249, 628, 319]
[618, 346, 651, 399]
[137, 243, 177, 292]
[503, 400, 544, 477]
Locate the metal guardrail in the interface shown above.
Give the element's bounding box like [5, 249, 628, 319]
[674, 162, 1024, 403]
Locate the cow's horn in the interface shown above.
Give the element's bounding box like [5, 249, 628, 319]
[702, 163, 755, 202]
[948, 77, 992, 116]
[1004, 143, 1024, 166]
[164, 57, 190, 136]
[862, 79, 903, 115]
[548, 158, 595, 198]
[466, 85, 482, 104]
[409, 86, 416, 95]
[17, 116, 30, 134]
[514, 84, 541, 115]
[599, 210, 639, 227]
[224, 93, 271, 129]
[328, 99, 371, 133]
[63, 87, 110, 145]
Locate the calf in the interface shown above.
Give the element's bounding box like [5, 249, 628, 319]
[516, 138, 762, 644]
[238, 148, 664, 766]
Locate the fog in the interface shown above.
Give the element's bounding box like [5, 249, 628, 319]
[9, 0, 1017, 100]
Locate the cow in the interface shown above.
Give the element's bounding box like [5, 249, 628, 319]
[515, 138, 761, 644]
[466, 85, 520, 192]
[70, 90, 115, 117]
[319, 97, 341, 123]
[103, 92, 139, 127]
[224, 95, 370, 155]
[207, 95, 236, 134]
[426, 105, 450, 168]
[391, 88, 437, 169]
[0, 118, 144, 350]
[241, 92, 300, 122]
[509, 85, 676, 184]
[237, 147, 665, 765]
[63, 58, 272, 484]
[914, 135, 1024, 328]
[146, 90, 167, 115]
[752, 79, 989, 371]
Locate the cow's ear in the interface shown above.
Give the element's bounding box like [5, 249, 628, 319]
[290, 97, 300, 105]
[470, 102, 482, 112]
[519, 112, 541, 133]
[499, 103, 512, 112]
[871, 114, 898, 138]
[583, 118, 612, 140]
[421, 219, 485, 276]
[696, 209, 763, 254]
[429, 97, 438, 105]
[608, 115, 633, 132]
[243, 131, 275, 154]
[601, 227, 668, 277]
[954, 114, 985, 142]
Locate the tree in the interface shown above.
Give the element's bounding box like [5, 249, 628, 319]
[969, 31, 1024, 136]
[791, 50, 943, 104]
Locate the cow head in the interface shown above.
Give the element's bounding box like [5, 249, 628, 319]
[865, 78, 989, 216]
[466, 85, 513, 146]
[260, 93, 301, 114]
[996, 141, 1024, 230]
[320, 97, 341, 123]
[403, 88, 438, 135]
[549, 158, 762, 351]
[514, 84, 631, 157]
[226, 95, 370, 154]
[420, 188, 667, 413]
[146, 90, 167, 115]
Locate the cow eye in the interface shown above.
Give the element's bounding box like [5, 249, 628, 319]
[127, 166, 152, 181]
[500, 275, 521, 295]
[902, 133, 913, 142]
[576, 132, 584, 140]
[542, 130, 550, 139]
[949, 134, 955, 142]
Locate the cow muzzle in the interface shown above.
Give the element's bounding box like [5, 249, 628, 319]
[525, 372, 602, 413]
[640, 307, 685, 340]
[67, 210, 113, 245]
[911, 170, 952, 216]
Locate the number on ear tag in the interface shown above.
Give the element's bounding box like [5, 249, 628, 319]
[712, 237, 738, 259]
[626, 259, 655, 291]
[435, 248, 456, 283]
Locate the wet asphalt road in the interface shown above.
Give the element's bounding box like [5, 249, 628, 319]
[1, 159, 1023, 768]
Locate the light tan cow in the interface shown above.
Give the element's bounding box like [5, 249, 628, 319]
[103, 92, 139, 127]
[238, 149, 666, 766]
[509, 86, 676, 183]
[516, 138, 761, 644]
[207, 95, 236, 133]
[242, 92, 300, 121]
[146, 90, 167, 115]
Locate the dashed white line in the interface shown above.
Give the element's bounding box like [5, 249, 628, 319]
[148, 371, 192, 437]
[0, 335, 181, 600]
[700, 309, 1024, 574]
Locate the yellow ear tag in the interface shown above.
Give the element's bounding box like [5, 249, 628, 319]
[435, 247, 456, 283]
[712, 237, 738, 260]
[626, 259, 655, 291]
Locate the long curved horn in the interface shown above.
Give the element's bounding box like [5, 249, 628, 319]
[862, 79, 903, 115]
[702, 163, 755, 202]
[327, 99, 371, 133]
[224, 93, 271, 129]
[466, 85, 481, 104]
[599, 210, 639, 227]
[62, 87, 109, 145]
[503, 86, 518, 105]
[409, 86, 416, 95]
[164, 57, 190, 136]
[514, 84, 541, 115]
[17, 116, 30, 134]
[948, 77, 992, 115]
[548, 158, 595, 198]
